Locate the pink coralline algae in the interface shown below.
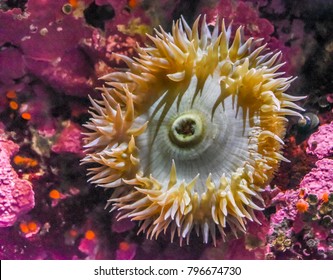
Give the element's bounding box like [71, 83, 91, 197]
[268, 159, 333, 259]
[0, 2, 94, 97]
[0, 0, 151, 99]
[271, 158, 333, 225]
[306, 121, 333, 159]
[267, 116, 333, 259]
[51, 122, 84, 155]
[0, 133, 35, 227]
[299, 159, 333, 198]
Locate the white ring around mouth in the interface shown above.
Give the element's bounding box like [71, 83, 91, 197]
[136, 74, 256, 194]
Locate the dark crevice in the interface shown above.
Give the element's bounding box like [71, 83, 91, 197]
[1, 0, 28, 11]
[83, 1, 115, 31]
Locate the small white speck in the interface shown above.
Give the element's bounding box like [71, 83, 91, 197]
[29, 24, 38, 33]
[40, 28, 48, 36]
[21, 36, 31, 41]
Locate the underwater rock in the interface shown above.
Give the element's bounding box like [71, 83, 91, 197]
[51, 122, 84, 155]
[306, 121, 333, 159]
[0, 1, 94, 97]
[269, 158, 333, 259]
[0, 132, 35, 227]
[299, 158, 333, 196]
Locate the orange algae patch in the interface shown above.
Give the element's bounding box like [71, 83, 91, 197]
[119, 241, 130, 251]
[6, 90, 17, 99]
[13, 155, 38, 168]
[28, 221, 38, 232]
[69, 0, 79, 8]
[9, 101, 19, 110]
[49, 189, 61, 199]
[296, 199, 309, 213]
[85, 230, 96, 240]
[19, 221, 39, 236]
[128, 0, 139, 9]
[19, 222, 29, 234]
[322, 192, 329, 203]
[21, 112, 31, 120]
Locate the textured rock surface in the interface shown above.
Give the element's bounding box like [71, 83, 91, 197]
[307, 121, 333, 159]
[0, 134, 35, 227]
[51, 122, 84, 155]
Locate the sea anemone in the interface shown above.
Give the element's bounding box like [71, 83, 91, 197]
[82, 15, 305, 245]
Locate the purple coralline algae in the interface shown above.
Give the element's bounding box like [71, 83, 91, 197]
[306, 121, 333, 159]
[268, 159, 333, 259]
[299, 159, 333, 197]
[51, 122, 84, 155]
[0, 1, 93, 97]
[267, 115, 333, 259]
[0, 131, 35, 227]
[271, 157, 333, 229]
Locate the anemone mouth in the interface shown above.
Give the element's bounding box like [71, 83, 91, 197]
[82, 15, 305, 245]
[169, 112, 204, 148]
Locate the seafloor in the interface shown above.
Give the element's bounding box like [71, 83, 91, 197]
[1, 0, 333, 260]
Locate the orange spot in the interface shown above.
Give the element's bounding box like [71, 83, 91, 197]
[13, 155, 38, 168]
[19, 222, 29, 234]
[322, 192, 329, 203]
[6, 90, 17, 99]
[49, 189, 61, 199]
[69, 0, 78, 8]
[28, 221, 38, 232]
[119, 241, 130, 251]
[296, 199, 309, 213]
[13, 155, 22, 165]
[128, 0, 138, 9]
[9, 101, 19, 110]
[21, 112, 31, 120]
[299, 188, 306, 198]
[19, 220, 39, 236]
[85, 230, 96, 240]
